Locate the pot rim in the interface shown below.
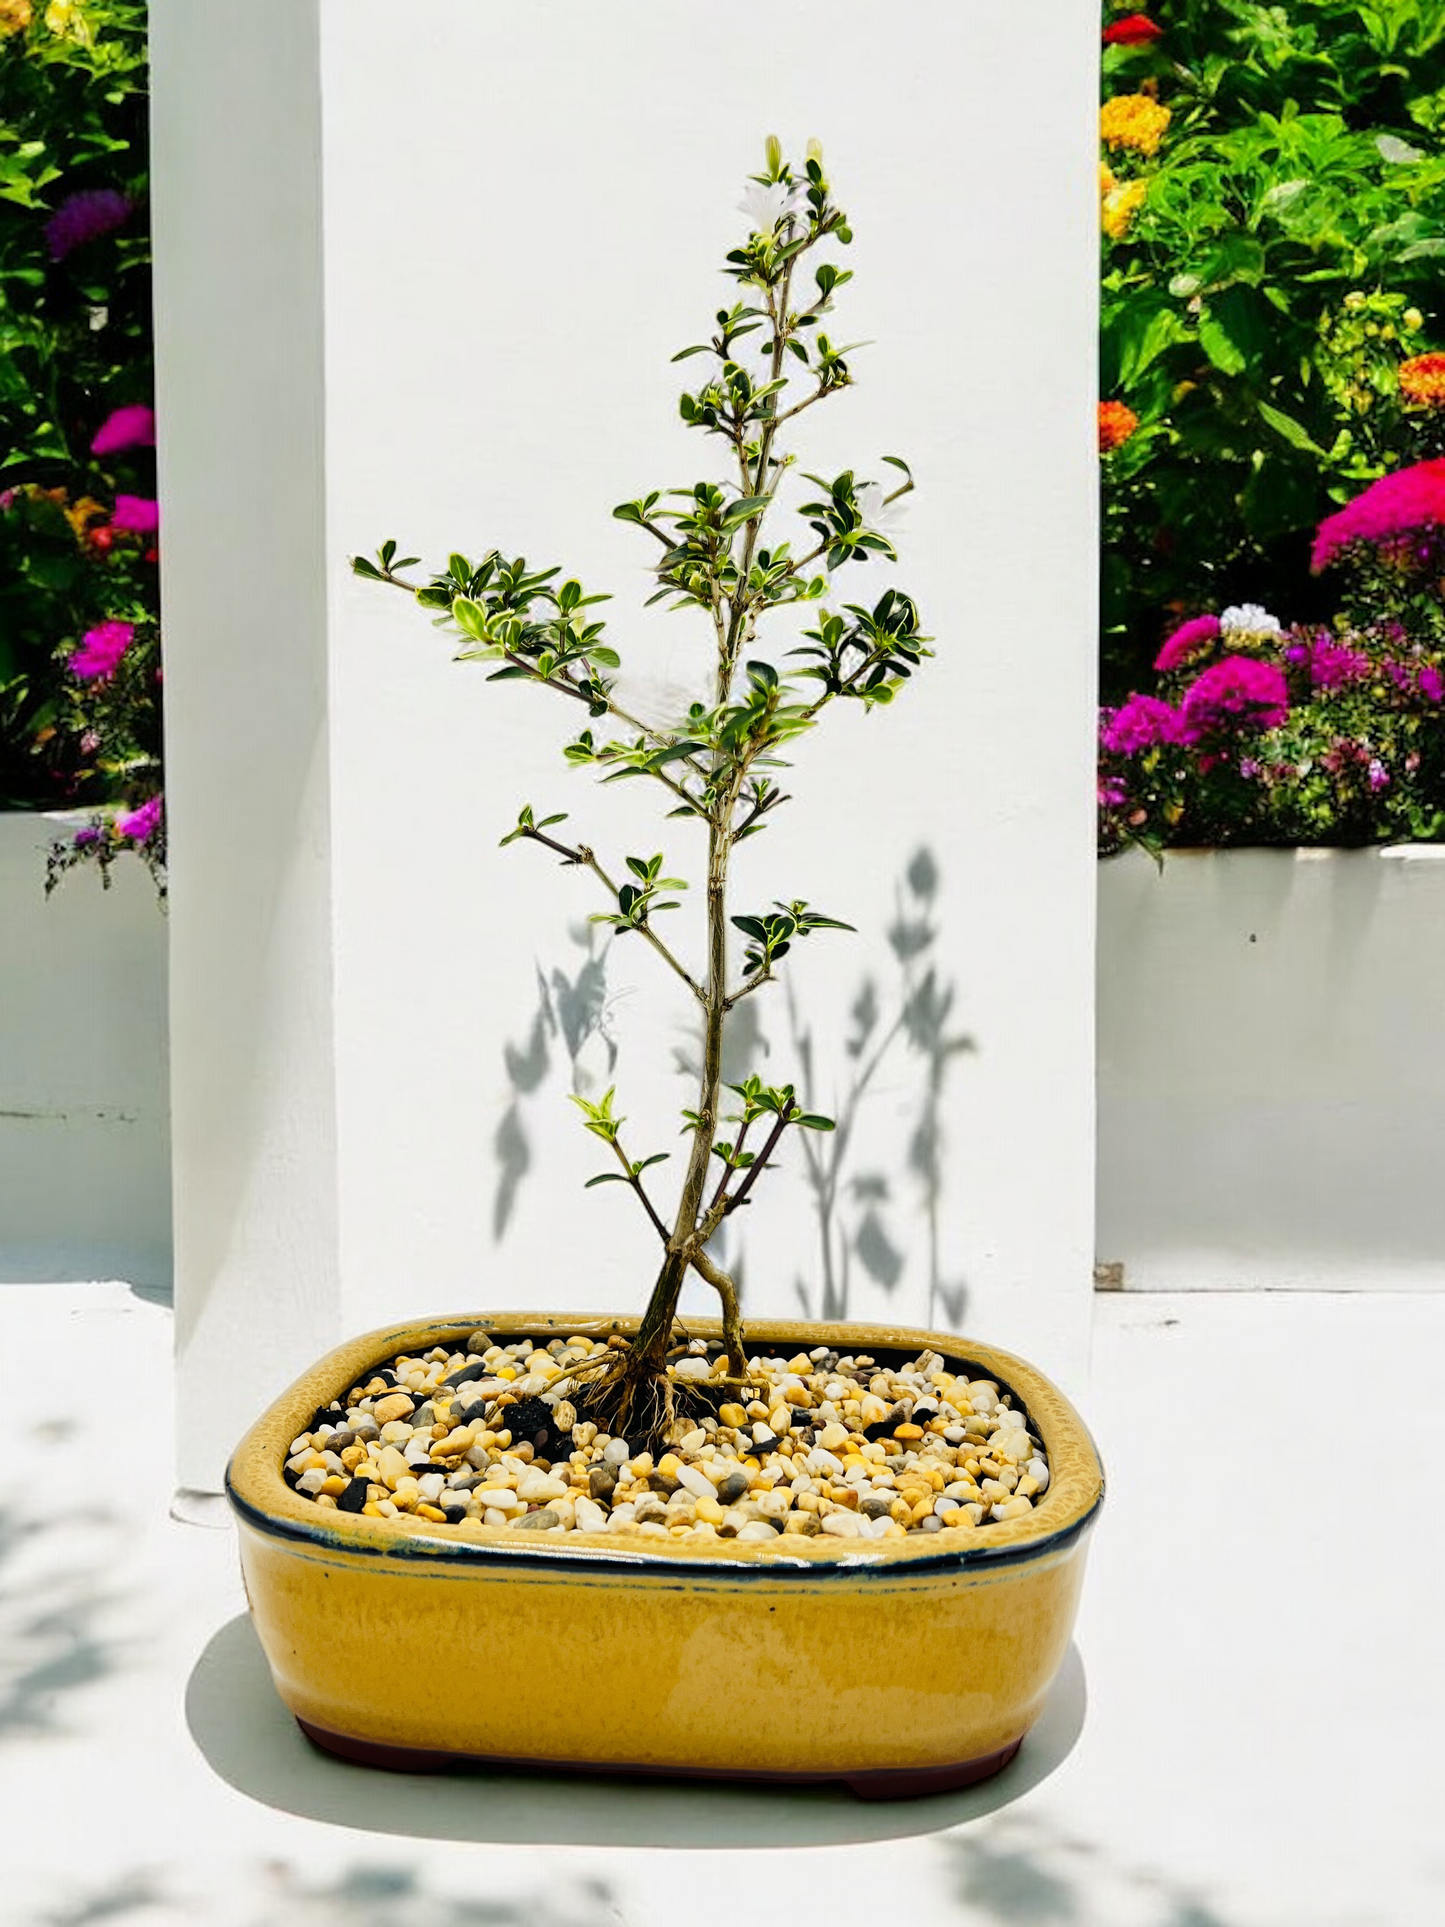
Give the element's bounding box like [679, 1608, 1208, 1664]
[226, 1312, 1104, 1580]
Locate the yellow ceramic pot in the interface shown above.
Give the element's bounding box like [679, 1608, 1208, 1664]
[227, 1312, 1103, 1798]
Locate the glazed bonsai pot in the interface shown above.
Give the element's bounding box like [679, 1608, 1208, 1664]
[226, 1312, 1103, 1799]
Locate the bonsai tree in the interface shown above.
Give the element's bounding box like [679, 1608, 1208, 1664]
[353, 140, 931, 1443]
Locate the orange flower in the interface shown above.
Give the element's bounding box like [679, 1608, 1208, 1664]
[1102, 177, 1148, 240]
[1399, 353, 1445, 408]
[1098, 400, 1139, 452]
[1100, 93, 1171, 158]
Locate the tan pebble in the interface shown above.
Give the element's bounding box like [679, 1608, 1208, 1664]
[994, 1496, 1033, 1520]
[894, 1423, 924, 1442]
[376, 1446, 409, 1490]
[362, 1501, 384, 1516]
[817, 1422, 850, 1452]
[718, 1403, 747, 1428]
[694, 1495, 725, 1526]
[1016, 1474, 1040, 1498]
[314, 1494, 337, 1509]
[319, 1474, 348, 1497]
[374, 1393, 416, 1425]
[416, 1503, 448, 1523]
[340, 1444, 366, 1472]
[909, 1498, 933, 1525]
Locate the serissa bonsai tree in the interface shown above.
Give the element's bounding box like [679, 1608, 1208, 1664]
[353, 140, 931, 1443]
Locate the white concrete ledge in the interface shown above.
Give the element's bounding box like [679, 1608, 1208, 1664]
[0, 811, 171, 1291]
[1097, 845, 1445, 1289]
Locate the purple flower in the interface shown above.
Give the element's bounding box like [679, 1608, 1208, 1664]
[45, 189, 130, 262]
[1307, 640, 1370, 691]
[1420, 665, 1444, 704]
[70, 619, 134, 681]
[72, 826, 101, 849]
[1099, 693, 1184, 755]
[91, 404, 156, 457]
[111, 493, 159, 534]
[1180, 656, 1289, 740]
[1154, 613, 1220, 673]
[1098, 774, 1128, 808]
[117, 794, 163, 844]
[1368, 758, 1391, 793]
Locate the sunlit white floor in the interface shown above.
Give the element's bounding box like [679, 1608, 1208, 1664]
[3, 1281, 1441, 1927]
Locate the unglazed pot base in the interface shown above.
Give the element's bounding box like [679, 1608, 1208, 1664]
[228, 1313, 1104, 1798]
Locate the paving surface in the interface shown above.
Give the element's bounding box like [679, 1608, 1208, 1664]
[3, 1281, 1441, 1926]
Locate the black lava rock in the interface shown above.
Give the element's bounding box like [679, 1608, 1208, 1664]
[502, 1396, 571, 1462]
[336, 1478, 369, 1513]
[308, 1402, 348, 1433]
[443, 1360, 489, 1390]
[751, 1432, 782, 1456]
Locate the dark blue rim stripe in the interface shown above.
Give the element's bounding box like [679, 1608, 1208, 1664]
[225, 1464, 1102, 1583]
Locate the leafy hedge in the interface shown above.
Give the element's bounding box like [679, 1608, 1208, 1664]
[0, 1, 162, 888]
[1100, 1, 1445, 699]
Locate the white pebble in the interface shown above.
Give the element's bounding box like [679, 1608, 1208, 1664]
[574, 1497, 608, 1533]
[676, 1464, 714, 1501]
[517, 1469, 567, 1504]
[820, 1513, 861, 1538]
[1028, 1457, 1050, 1490]
[296, 1468, 328, 1494]
[674, 1357, 710, 1380]
[735, 1521, 777, 1542]
[807, 1448, 844, 1478]
[607, 1504, 637, 1530]
[603, 1438, 631, 1467]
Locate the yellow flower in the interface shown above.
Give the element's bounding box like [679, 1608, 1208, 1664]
[1102, 177, 1148, 240]
[1100, 93, 1171, 159]
[44, 0, 89, 40]
[0, 0, 32, 36]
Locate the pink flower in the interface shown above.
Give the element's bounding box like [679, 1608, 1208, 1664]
[91, 405, 156, 457]
[1154, 613, 1220, 672]
[70, 619, 134, 681]
[1180, 656, 1289, 740]
[1368, 758, 1391, 793]
[1098, 774, 1128, 808]
[1306, 639, 1371, 691]
[1312, 459, 1445, 571]
[117, 794, 163, 844]
[46, 189, 130, 262]
[111, 493, 159, 534]
[1099, 693, 1184, 755]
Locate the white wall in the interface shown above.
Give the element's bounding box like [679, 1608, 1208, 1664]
[1098, 846, 1445, 1289]
[156, 0, 1100, 1488]
[0, 812, 170, 1291]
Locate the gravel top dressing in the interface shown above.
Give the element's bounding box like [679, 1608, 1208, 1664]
[282, 1331, 1051, 1547]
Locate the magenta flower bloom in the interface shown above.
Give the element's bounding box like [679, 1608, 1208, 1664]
[1099, 693, 1184, 755]
[1307, 639, 1370, 691]
[72, 825, 101, 849]
[112, 493, 159, 534]
[1180, 656, 1289, 740]
[1098, 774, 1128, 808]
[1312, 459, 1445, 571]
[1368, 758, 1391, 793]
[45, 189, 130, 262]
[91, 405, 156, 457]
[1419, 664, 1445, 703]
[70, 619, 134, 681]
[117, 794, 163, 844]
[1154, 613, 1220, 673]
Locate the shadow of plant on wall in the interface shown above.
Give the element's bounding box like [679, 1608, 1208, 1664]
[944, 1813, 1238, 1927]
[493, 922, 619, 1241]
[787, 846, 974, 1327]
[490, 848, 974, 1332]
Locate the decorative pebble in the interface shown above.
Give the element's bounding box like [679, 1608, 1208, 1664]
[284, 1338, 1050, 1554]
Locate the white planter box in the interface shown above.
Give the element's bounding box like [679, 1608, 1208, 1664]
[0, 812, 171, 1292]
[1097, 844, 1445, 1289]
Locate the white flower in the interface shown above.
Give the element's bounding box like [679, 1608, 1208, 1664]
[856, 480, 908, 540]
[738, 178, 807, 237]
[1219, 603, 1282, 637]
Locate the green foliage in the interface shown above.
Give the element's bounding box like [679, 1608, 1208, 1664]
[0, 2, 161, 889]
[1100, 1, 1445, 696]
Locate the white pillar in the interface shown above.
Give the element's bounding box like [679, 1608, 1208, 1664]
[156, 0, 1099, 1492]
[151, 0, 340, 1492]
